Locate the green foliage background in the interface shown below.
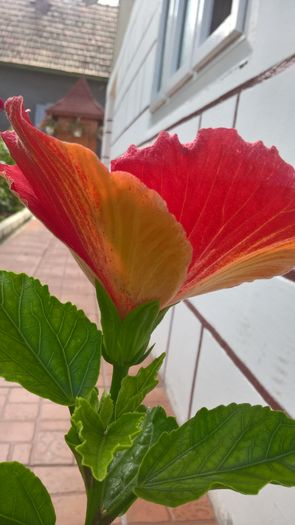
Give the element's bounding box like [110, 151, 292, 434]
[0, 138, 23, 220]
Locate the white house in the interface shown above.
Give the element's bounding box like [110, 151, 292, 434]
[102, 1, 295, 523]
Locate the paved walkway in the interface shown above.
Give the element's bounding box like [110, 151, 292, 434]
[0, 219, 217, 525]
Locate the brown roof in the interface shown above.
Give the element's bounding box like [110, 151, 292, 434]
[46, 77, 104, 120]
[0, 0, 118, 78]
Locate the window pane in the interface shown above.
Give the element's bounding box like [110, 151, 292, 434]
[178, 0, 199, 68]
[209, 0, 232, 35]
[158, 0, 177, 91]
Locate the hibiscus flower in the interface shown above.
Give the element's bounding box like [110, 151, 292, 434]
[1, 97, 295, 318]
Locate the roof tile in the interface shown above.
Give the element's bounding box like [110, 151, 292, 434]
[0, 0, 118, 78]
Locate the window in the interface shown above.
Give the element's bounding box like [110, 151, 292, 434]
[178, 0, 200, 68]
[201, 0, 233, 41]
[193, 0, 247, 69]
[157, 0, 177, 93]
[152, 0, 199, 102]
[151, 0, 247, 109]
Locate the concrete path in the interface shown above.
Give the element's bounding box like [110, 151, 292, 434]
[0, 218, 217, 525]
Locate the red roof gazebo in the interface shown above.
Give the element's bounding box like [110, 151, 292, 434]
[43, 78, 104, 152]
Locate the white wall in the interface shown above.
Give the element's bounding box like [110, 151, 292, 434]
[103, 1, 295, 523]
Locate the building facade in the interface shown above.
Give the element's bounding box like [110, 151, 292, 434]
[0, 0, 118, 140]
[102, 1, 295, 524]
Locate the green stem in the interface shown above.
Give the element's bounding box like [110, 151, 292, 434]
[84, 479, 103, 525]
[110, 364, 129, 402]
[67, 406, 101, 523]
[102, 495, 136, 525]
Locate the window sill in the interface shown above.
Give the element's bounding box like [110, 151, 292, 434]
[165, 67, 193, 97]
[149, 93, 167, 114]
[193, 27, 246, 71]
[150, 66, 192, 112]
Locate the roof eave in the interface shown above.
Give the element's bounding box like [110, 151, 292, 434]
[0, 59, 110, 81]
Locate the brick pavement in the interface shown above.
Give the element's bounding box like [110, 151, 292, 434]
[0, 219, 217, 525]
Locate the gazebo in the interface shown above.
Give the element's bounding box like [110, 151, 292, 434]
[42, 77, 104, 152]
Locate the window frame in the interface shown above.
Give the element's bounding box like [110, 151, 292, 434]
[150, 0, 248, 112]
[192, 0, 248, 70]
[150, 0, 172, 110]
[165, 0, 198, 96]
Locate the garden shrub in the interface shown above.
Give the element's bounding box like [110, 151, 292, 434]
[0, 138, 23, 221]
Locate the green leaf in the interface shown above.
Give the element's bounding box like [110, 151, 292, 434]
[0, 462, 56, 524]
[120, 301, 161, 363]
[103, 407, 178, 518]
[136, 403, 295, 506]
[65, 421, 81, 451]
[116, 354, 165, 418]
[96, 281, 160, 366]
[98, 392, 114, 428]
[73, 397, 144, 481]
[65, 388, 101, 457]
[0, 271, 102, 405]
[86, 386, 99, 411]
[95, 280, 121, 360]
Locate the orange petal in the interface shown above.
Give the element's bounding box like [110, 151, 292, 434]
[1, 97, 191, 317]
[176, 242, 295, 301]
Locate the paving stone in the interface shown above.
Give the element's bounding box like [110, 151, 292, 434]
[4, 402, 39, 420]
[40, 419, 71, 432]
[33, 466, 85, 494]
[0, 421, 35, 442]
[86, 311, 99, 323]
[102, 359, 113, 388]
[126, 499, 170, 522]
[52, 494, 121, 525]
[169, 521, 217, 525]
[0, 394, 7, 414]
[144, 387, 174, 415]
[0, 443, 10, 461]
[0, 381, 20, 388]
[129, 356, 153, 375]
[97, 372, 105, 388]
[40, 403, 70, 420]
[31, 431, 73, 464]
[52, 494, 87, 525]
[169, 496, 216, 521]
[11, 443, 31, 464]
[62, 279, 94, 294]
[9, 388, 40, 403]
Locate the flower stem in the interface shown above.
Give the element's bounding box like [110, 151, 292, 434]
[84, 478, 103, 525]
[110, 363, 129, 402]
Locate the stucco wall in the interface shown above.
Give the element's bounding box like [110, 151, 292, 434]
[103, 1, 295, 524]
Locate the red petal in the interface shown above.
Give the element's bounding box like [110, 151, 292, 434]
[0, 97, 191, 316]
[112, 129, 295, 299]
